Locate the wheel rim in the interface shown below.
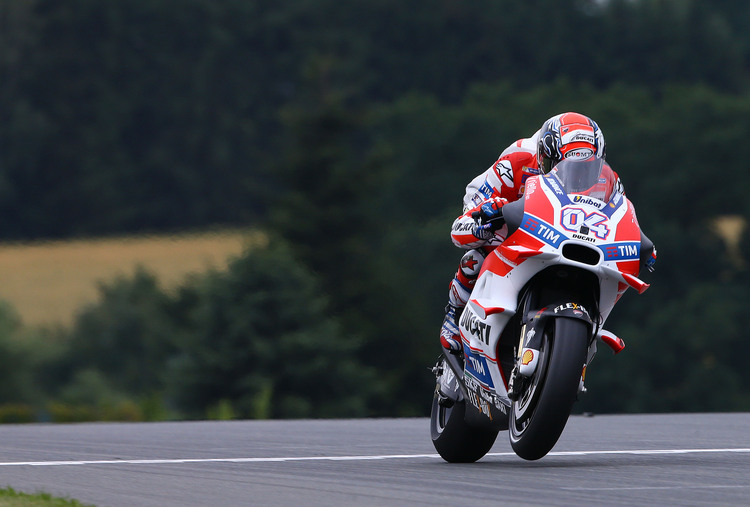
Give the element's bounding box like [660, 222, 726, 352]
[435, 402, 452, 434]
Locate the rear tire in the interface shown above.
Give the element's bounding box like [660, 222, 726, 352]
[509, 318, 588, 460]
[430, 358, 498, 463]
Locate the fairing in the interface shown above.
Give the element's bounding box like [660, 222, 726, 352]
[457, 164, 649, 427]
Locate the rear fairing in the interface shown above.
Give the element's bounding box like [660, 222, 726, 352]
[458, 172, 647, 415]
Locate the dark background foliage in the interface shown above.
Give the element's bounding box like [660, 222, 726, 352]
[1, 0, 750, 420]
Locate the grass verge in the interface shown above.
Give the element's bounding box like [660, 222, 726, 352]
[0, 487, 94, 506]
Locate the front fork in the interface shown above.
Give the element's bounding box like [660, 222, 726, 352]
[506, 303, 597, 400]
[507, 321, 623, 400]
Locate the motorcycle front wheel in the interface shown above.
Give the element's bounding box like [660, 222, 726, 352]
[508, 317, 588, 460]
[430, 358, 498, 463]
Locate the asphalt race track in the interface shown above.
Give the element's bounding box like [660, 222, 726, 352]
[0, 413, 749, 506]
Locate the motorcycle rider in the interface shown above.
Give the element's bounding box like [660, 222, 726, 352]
[439, 112, 639, 353]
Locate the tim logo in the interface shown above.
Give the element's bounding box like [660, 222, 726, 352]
[465, 354, 494, 388]
[468, 356, 486, 376]
[478, 180, 493, 199]
[521, 214, 565, 248]
[601, 242, 640, 260]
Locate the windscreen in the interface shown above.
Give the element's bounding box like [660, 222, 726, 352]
[551, 157, 616, 203]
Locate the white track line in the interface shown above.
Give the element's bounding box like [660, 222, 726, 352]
[0, 448, 749, 467]
[563, 484, 750, 492]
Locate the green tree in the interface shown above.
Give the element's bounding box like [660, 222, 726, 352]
[165, 238, 377, 419]
[50, 268, 179, 414]
[0, 302, 39, 404]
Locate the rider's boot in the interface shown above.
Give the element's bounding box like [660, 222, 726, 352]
[440, 249, 486, 355]
[439, 304, 462, 353]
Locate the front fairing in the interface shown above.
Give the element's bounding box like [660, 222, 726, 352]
[490, 170, 646, 301]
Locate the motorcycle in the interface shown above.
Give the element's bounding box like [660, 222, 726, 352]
[430, 156, 654, 461]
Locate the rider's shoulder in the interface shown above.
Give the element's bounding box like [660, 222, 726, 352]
[499, 133, 538, 158]
[495, 150, 536, 179]
[497, 131, 538, 167]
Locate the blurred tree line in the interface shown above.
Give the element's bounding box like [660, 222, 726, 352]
[1, 0, 750, 421]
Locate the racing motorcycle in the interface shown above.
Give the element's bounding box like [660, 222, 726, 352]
[430, 156, 654, 461]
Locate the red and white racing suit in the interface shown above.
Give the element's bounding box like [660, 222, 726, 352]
[445, 133, 541, 316]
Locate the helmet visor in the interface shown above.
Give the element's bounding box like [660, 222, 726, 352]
[552, 157, 615, 203]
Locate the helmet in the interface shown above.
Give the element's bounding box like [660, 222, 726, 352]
[536, 112, 606, 174]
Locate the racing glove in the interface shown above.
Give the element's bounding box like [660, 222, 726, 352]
[471, 197, 508, 239]
[645, 246, 657, 272]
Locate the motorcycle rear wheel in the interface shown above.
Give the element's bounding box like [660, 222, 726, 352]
[508, 317, 588, 460]
[430, 358, 498, 463]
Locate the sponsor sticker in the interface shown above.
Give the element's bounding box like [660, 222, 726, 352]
[564, 148, 595, 159]
[460, 309, 492, 346]
[545, 177, 565, 195]
[478, 179, 493, 199]
[572, 232, 597, 244]
[521, 214, 567, 248]
[561, 130, 595, 145]
[572, 194, 606, 209]
[452, 221, 475, 233]
[465, 355, 494, 389]
[553, 302, 590, 318]
[521, 349, 534, 366]
[600, 242, 640, 260]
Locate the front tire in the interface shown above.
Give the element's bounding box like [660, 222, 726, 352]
[430, 358, 498, 463]
[509, 318, 588, 460]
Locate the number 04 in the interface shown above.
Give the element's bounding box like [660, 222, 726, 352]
[561, 207, 610, 240]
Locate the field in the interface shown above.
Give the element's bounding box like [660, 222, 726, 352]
[0, 229, 265, 327]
